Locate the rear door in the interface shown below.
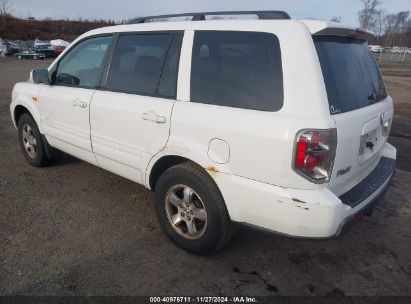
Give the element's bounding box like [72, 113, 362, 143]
[90, 32, 182, 184]
[314, 36, 393, 196]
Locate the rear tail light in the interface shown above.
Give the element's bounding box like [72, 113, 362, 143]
[293, 129, 337, 183]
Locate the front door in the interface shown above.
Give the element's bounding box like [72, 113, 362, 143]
[39, 36, 112, 164]
[90, 32, 182, 184]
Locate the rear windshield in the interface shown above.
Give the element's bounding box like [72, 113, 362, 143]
[314, 36, 387, 115]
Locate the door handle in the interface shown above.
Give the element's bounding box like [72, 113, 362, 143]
[72, 99, 88, 109]
[141, 111, 166, 124]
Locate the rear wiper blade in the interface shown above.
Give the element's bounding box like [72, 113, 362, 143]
[368, 91, 387, 103]
[368, 93, 377, 102]
[368, 93, 384, 103]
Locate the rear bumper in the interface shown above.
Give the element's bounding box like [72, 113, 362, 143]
[334, 157, 396, 237]
[214, 143, 396, 238]
[338, 157, 396, 208]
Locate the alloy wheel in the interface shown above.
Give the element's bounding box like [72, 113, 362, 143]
[165, 184, 208, 240]
[22, 124, 37, 159]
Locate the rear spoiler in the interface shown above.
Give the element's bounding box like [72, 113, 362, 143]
[299, 20, 375, 41]
[313, 27, 375, 41]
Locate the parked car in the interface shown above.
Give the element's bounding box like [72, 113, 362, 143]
[10, 11, 396, 255]
[2, 41, 19, 55]
[369, 45, 383, 53]
[53, 45, 66, 57]
[15, 49, 46, 60]
[390, 46, 409, 54]
[34, 44, 56, 58]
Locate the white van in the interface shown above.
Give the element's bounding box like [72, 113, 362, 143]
[10, 11, 396, 254]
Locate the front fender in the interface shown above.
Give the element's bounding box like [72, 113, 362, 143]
[10, 82, 43, 133]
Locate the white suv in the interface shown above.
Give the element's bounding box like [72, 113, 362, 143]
[10, 11, 396, 255]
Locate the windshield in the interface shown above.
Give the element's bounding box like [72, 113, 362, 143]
[314, 36, 387, 115]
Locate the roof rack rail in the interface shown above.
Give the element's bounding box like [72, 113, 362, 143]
[128, 10, 291, 24]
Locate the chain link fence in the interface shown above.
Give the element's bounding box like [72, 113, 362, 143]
[373, 53, 411, 65]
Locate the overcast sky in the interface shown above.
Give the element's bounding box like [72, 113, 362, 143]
[10, 0, 411, 26]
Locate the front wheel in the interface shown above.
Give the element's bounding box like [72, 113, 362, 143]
[17, 113, 51, 167]
[154, 162, 234, 255]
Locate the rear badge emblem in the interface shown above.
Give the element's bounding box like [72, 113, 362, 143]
[337, 166, 351, 177]
[330, 105, 341, 114]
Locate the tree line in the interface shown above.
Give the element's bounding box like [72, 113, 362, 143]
[0, 0, 114, 41]
[1, 0, 410, 46]
[358, 0, 411, 47]
[0, 15, 114, 41]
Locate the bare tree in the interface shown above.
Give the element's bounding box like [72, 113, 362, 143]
[0, 0, 12, 27]
[0, 0, 12, 16]
[396, 11, 410, 32]
[382, 11, 410, 46]
[394, 11, 410, 46]
[406, 19, 411, 32]
[358, 0, 382, 29]
[373, 10, 385, 43]
[382, 13, 396, 45]
[330, 16, 342, 23]
[357, 1, 411, 47]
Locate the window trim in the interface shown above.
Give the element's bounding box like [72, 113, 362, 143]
[189, 30, 284, 112]
[50, 34, 115, 90]
[99, 30, 184, 100]
[156, 34, 184, 99]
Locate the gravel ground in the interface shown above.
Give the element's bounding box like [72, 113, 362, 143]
[0, 57, 410, 296]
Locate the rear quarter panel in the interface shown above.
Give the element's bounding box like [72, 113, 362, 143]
[150, 21, 334, 190]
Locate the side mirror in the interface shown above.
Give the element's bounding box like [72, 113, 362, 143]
[32, 69, 50, 85]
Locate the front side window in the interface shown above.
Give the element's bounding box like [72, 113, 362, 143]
[55, 36, 112, 88]
[106, 33, 177, 96]
[190, 31, 284, 111]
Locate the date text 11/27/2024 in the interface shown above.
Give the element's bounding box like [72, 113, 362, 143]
[150, 297, 258, 303]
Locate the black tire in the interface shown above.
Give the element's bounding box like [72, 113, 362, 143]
[154, 162, 234, 255]
[17, 113, 50, 167]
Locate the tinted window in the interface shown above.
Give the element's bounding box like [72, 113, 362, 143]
[56, 36, 112, 88]
[106, 34, 173, 96]
[191, 31, 283, 111]
[314, 36, 387, 114]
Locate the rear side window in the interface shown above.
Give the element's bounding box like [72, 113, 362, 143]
[191, 31, 283, 111]
[314, 36, 387, 114]
[106, 33, 178, 96]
